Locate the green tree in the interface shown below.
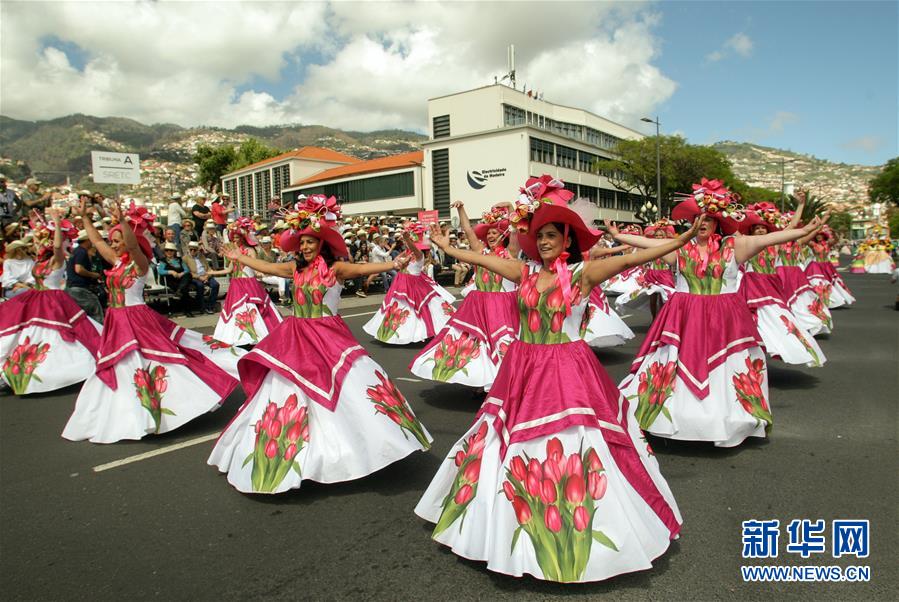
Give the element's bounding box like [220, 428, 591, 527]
[828, 211, 853, 237]
[194, 138, 281, 189]
[868, 157, 899, 206]
[887, 207, 899, 237]
[233, 138, 281, 170]
[595, 135, 742, 216]
[195, 144, 237, 188]
[738, 186, 782, 206]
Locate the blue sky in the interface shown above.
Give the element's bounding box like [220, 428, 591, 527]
[648, 0, 897, 166]
[5, 1, 896, 166]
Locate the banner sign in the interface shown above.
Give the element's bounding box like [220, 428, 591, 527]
[418, 210, 439, 226]
[91, 151, 141, 185]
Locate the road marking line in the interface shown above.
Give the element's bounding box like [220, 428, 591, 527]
[396, 377, 422, 382]
[342, 310, 377, 318]
[92, 433, 219, 473]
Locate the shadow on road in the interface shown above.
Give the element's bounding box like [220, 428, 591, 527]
[645, 434, 769, 459]
[419, 383, 485, 413]
[766, 365, 821, 389]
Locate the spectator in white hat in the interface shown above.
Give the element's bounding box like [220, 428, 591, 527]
[157, 242, 200, 317]
[20, 177, 51, 213]
[167, 193, 187, 241]
[201, 221, 223, 269]
[2, 240, 35, 298]
[65, 230, 104, 323]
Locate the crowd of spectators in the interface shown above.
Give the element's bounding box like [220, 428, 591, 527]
[1, 174, 481, 321]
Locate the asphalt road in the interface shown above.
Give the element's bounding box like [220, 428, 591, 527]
[1, 271, 896, 601]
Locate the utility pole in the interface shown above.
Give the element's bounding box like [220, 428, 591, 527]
[641, 116, 661, 219]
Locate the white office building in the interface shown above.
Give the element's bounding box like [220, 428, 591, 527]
[422, 84, 645, 222]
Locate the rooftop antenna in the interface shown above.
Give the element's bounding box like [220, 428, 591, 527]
[498, 44, 516, 89]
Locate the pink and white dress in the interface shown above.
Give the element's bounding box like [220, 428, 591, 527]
[208, 260, 432, 494]
[620, 236, 771, 447]
[213, 249, 282, 345]
[0, 259, 101, 394]
[583, 281, 635, 349]
[415, 261, 681, 583]
[739, 246, 826, 367]
[410, 252, 518, 390]
[62, 258, 244, 444]
[614, 258, 675, 314]
[777, 242, 831, 335]
[363, 256, 456, 344]
[806, 242, 854, 307]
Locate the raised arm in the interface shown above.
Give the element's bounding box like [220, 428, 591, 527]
[584, 218, 700, 290]
[48, 208, 66, 269]
[110, 203, 149, 276]
[79, 199, 118, 265]
[429, 224, 523, 282]
[223, 243, 294, 278]
[734, 215, 826, 264]
[603, 219, 670, 249]
[402, 230, 423, 262]
[335, 254, 408, 280]
[451, 201, 484, 253]
[787, 189, 807, 229]
[590, 244, 631, 259]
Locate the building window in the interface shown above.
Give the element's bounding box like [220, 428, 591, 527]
[503, 104, 526, 127]
[431, 149, 450, 217]
[223, 179, 237, 206]
[598, 188, 615, 209]
[238, 175, 253, 216]
[530, 137, 554, 164]
[302, 172, 415, 204]
[578, 184, 598, 203]
[272, 165, 289, 198]
[578, 151, 599, 173]
[433, 115, 451, 139]
[556, 145, 577, 170]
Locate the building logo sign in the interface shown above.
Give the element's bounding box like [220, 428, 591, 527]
[466, 168, 507, 190]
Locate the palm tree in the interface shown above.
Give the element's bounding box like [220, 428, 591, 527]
[784, 192, 830, 222]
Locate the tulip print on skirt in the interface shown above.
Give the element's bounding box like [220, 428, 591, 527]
[806, 243, 852, 308]
[363, 256, 456, 344]
[776, 242, 831, 336]
[209, 265, 432, 494]
[409, 289, 518, 390]
[739, 250, 826, 367]
[1, 266, 102, 394]
[620, 237, 771, 447]
[62, 260, 243, 444]
[214, 256, 283, 346]
[583, 286, 635, 349]
[415, 261, 682, 583]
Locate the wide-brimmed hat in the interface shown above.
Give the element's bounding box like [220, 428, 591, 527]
[279, 195, 349, 259]
[163, 242, 178, 251]
[76, 230, 89, 242]
[109, 202, 155, 258]
[473, 204, 512, 244]
[511, 175, 601, 261]
[204, 221, 217, 229]
[644, 218, 676, 238]
[740, 202, 782, 234]
[671, 178, 744, 235]
[227, 217, 258, 246]
[5, 240, 29, 253]
[403, 222, 431, 250]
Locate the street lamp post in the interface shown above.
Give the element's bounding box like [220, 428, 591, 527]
[779, 157, 795, 213]
[641, 116, 661, 219]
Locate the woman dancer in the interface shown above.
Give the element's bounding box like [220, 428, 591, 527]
[409, 202, 518, 389]
[363, 223, 455, 344]
[776, 203, 833, 336]
[62, 201, 244, 444]
[0, 209, 102, 394]
[614, 219, 677, 319]
[738, 203, 826, 367]
[213, 217, 282, 345]
[415, 175, 692, 583]
[208, 195, 431, 494]
[806, 225, 854, 308]
[612, 179, 826, 447]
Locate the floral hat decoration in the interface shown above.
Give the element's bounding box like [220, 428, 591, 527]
[28, 210, 77, 256]
[740, 202, 783, 234]
[403, 221, 432, 251]
[671, 177, 745, 234]
[644, 218, 676, 238]
[110, 201, 155, 258]
[473, 204, 512, 244]
[227, 216, 259, 247]
[278, 194, 349, 259]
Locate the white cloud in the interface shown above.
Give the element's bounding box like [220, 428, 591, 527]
[841, 135, 884, 153]
[705, 32, 754, 62]
[768, 111, 799, 134]
[1, 1, 675, 132]
[727, 33, 754, 57]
